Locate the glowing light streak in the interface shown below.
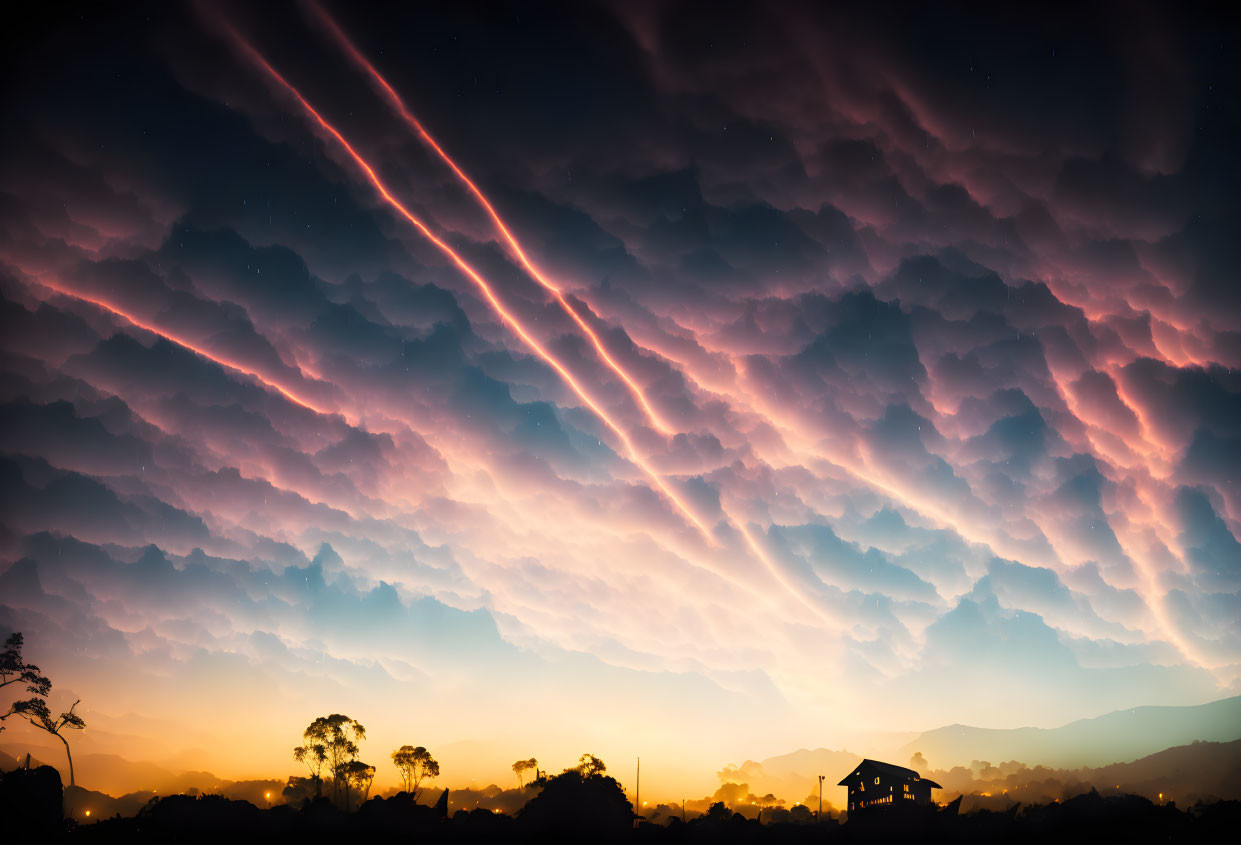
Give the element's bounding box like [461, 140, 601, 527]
[639, 331, 1223, 674]
[228, 29, 714, 543]
[33, 278, 341, 420]
[231, 19, 851, 626]
[1103, 364, 1180, 473]
[1034, 366, 1209, 662]
[229, 21, 1218, 671]
[1044, 364, 1177, 486]
[306, 1, 675, 436]
[611, 297, 1222, 673]
[731, 515, 842, 629]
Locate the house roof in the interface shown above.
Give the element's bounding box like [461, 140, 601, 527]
[837, 758, 942, 789]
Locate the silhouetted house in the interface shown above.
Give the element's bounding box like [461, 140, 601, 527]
[839, 759, 940, 812]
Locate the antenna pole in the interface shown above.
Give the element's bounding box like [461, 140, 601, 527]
[636, 757, 640, 816]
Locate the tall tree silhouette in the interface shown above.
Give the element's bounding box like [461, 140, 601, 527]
[512, 757, 538, 788]
[293, 741, 328, 797]
[299, 714, 365, 807]
[0, 633, 51, 733]
[9, 698, 85, 785]
[341, 760, 376, 809]
[391, 745, 439, 798]
[2, 632, 83, 785]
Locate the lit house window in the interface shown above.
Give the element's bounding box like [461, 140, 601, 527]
[904, 784, 910, 793]
[874, 777, 880, 785]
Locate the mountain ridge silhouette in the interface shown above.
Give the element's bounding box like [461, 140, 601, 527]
[896, 694, 1241, 769]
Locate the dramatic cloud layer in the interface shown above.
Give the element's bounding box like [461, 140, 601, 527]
[2, 1, 1238, 797]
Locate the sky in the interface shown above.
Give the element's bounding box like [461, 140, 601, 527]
[1, 0, 1239, 801]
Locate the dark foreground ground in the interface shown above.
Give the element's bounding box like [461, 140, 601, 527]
[5, 765, 1239, 843]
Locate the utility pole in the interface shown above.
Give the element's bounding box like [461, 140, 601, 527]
[635, 757, 640, 817]
[818, 774, 825, 821]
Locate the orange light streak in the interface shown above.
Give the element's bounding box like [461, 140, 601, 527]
[37, 278, 698, 583]
[306, 1, 675, 437]
[230, 20, 1214, 668]
[632, 326, 1222, 674]
[615, 296, 1228, 674]
[732, 516, 842, 629]
[35, 278, 341, 420]
[228, 29, 714, 543]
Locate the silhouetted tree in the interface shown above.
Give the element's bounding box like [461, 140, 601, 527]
[8, 697, 85, 785]
[281, 775, 317, 807]
[573, 753, 606, 777]
[0, 633, 51, 733]
[299, 714, 365, 807]
[293, 741, 328, 797]
[391, 745, 439, 797]
[341, 760, 375, 809]
[512, 757, 538, 788]
[519, 763, 632, 840]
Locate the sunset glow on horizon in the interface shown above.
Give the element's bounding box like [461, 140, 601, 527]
[2, 0, 1238, 806]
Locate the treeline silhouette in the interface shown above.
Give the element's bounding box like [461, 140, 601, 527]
[3, 631, 1239, 842]
[4, 759, 1239, 843]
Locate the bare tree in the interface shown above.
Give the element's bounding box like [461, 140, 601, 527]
[9, 697, 85, 785]
[512, 757, 538, 788]
[391, 745, 440, 798]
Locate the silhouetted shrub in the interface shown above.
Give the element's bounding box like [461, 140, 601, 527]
[518, 770, 633, 840]
[0, 764, 63, 835]
[354, 790, 441, 832]
[136, 793, 264, 832]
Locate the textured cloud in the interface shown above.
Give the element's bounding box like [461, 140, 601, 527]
[1, 0, 1237, 798]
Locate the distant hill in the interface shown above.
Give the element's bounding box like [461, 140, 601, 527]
[0, 747, 60, 774]
[0, 742, 226, 796]
[734, 738, 1241, 810]
[722, 696, 1241, 805]
[929, 738, 1241, 812]
[898, 695, 1241, 770]
[1089, 739, 1241, 803]
[62, 785, 158, 822]
[717, 748, 863, 808]
[1, 746, 284, 821]
[58, 780, 285, 823]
